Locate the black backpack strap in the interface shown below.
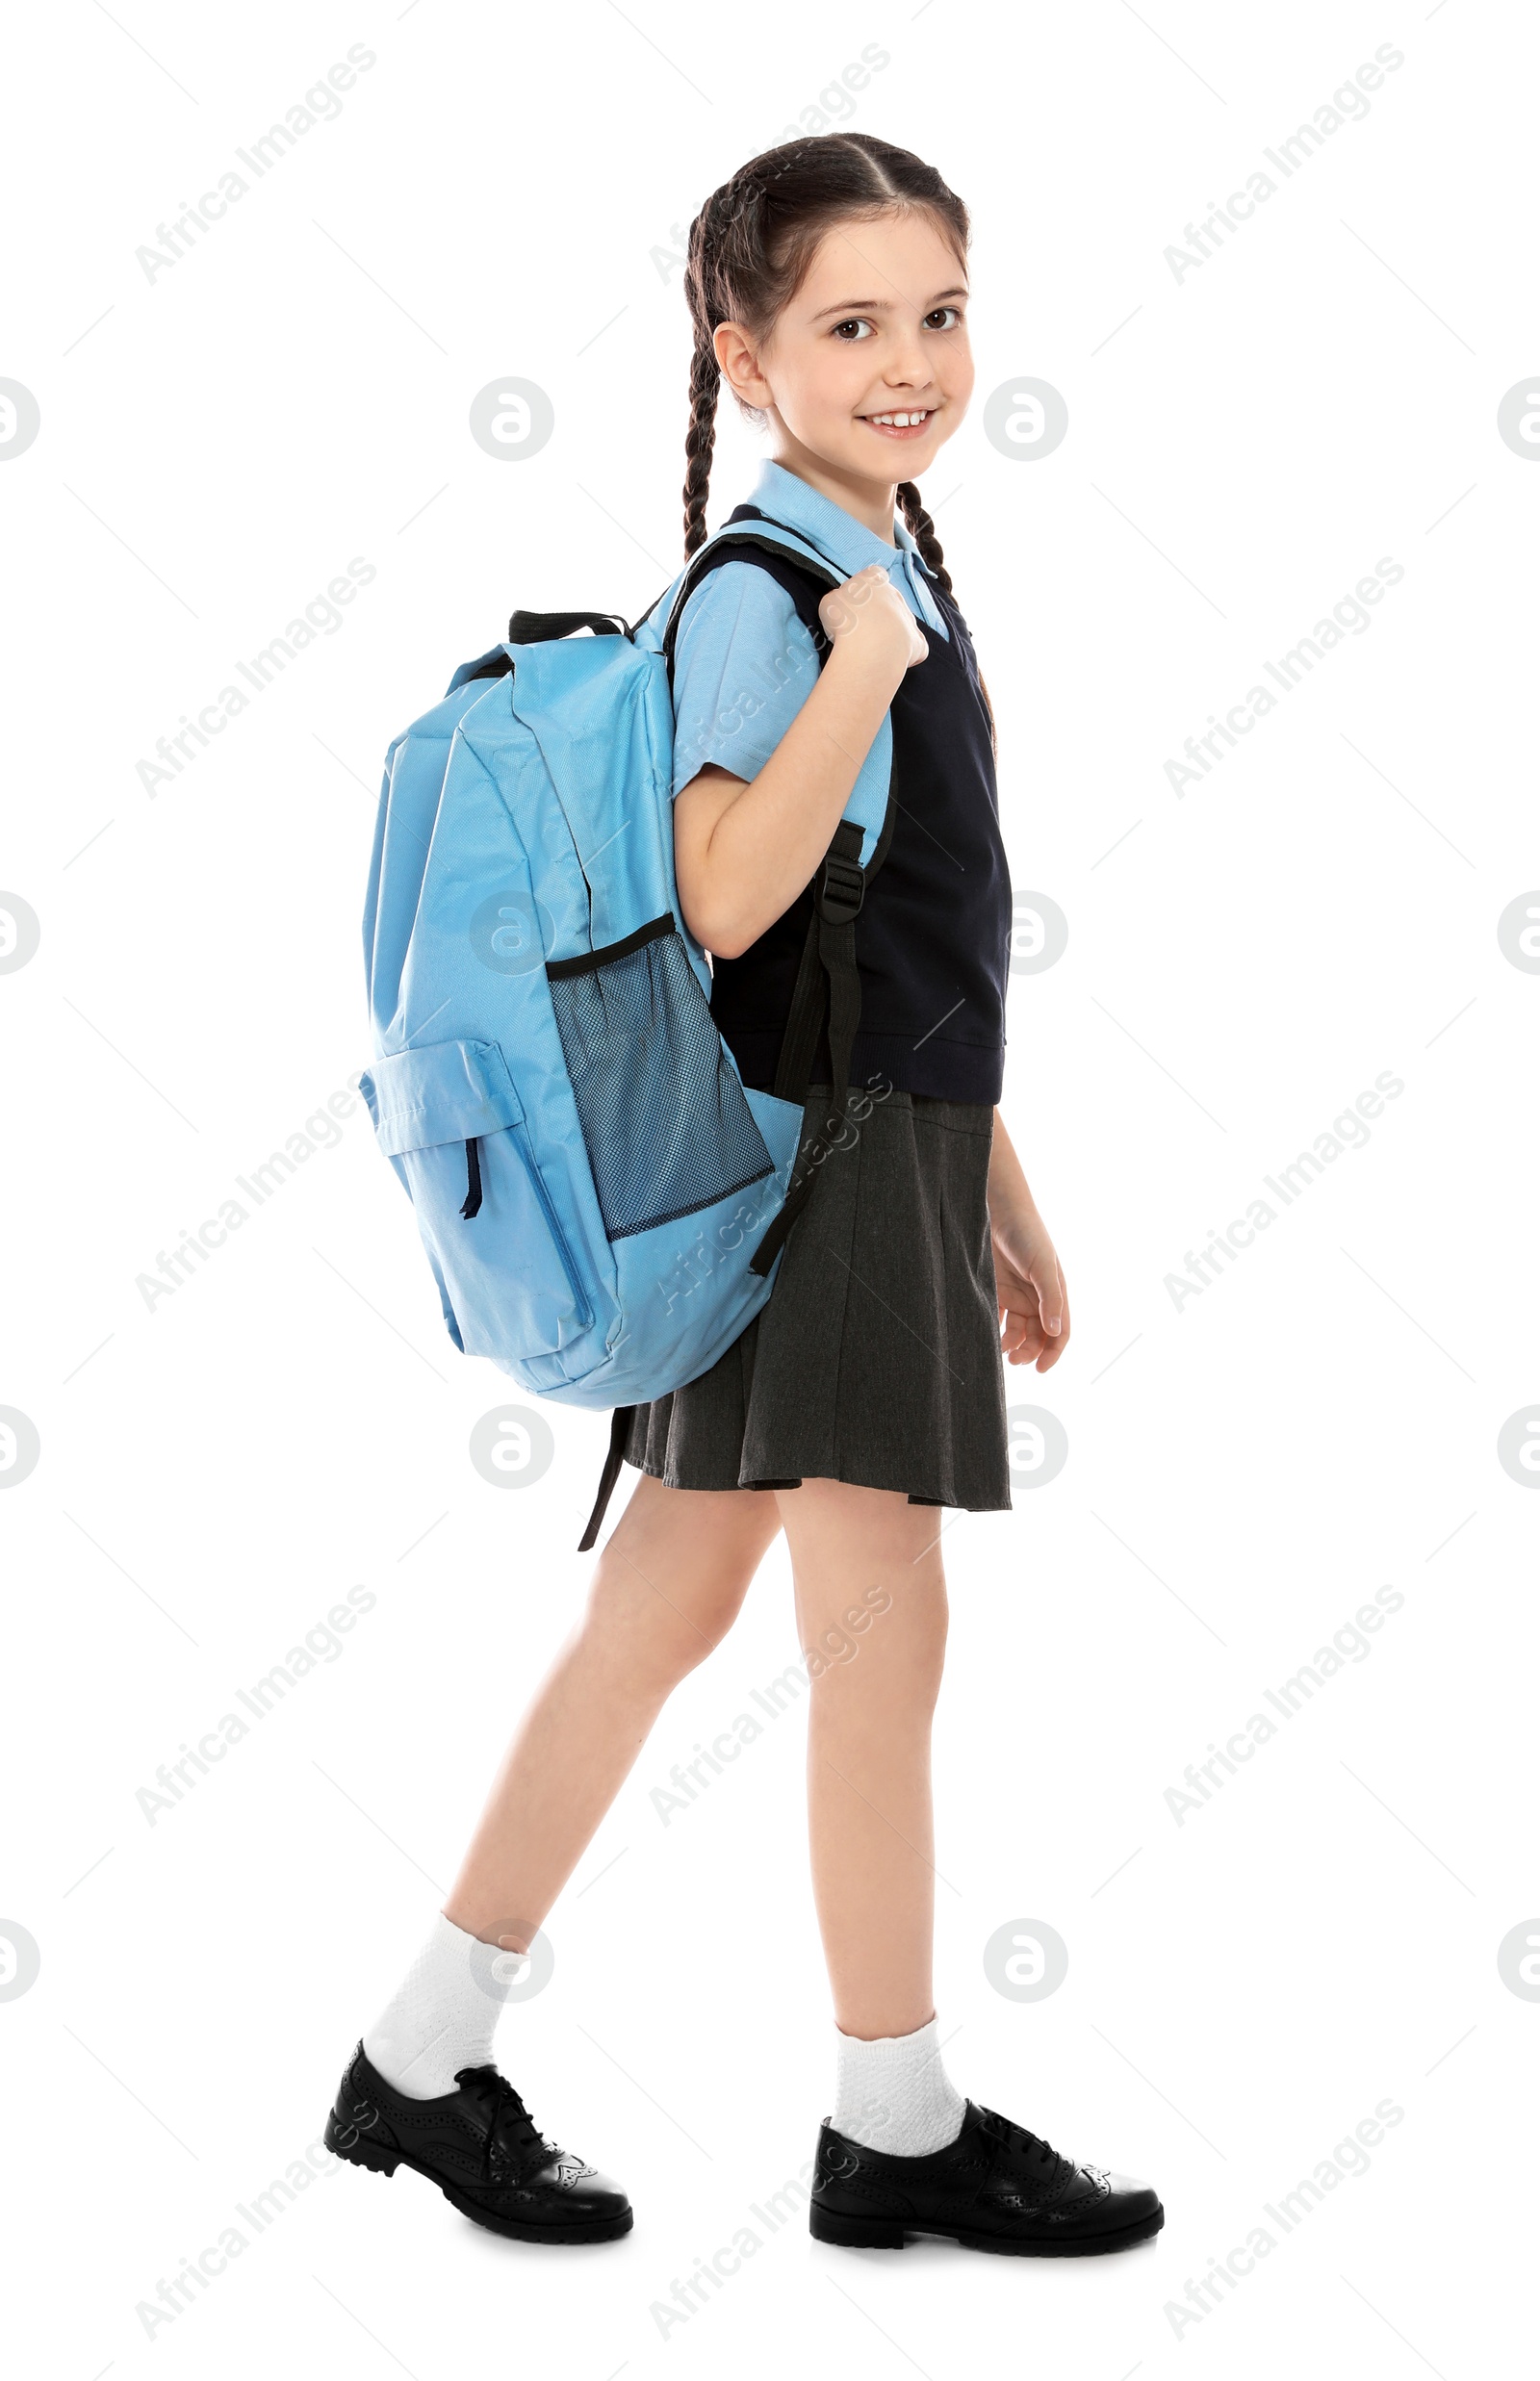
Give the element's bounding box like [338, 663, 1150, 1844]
[745, 779, 901, 1281]
[660, 513, 841, 695]
[578, 1404, 636, 1551]
[771, 819, 865, 1108]
[786, 755, 900, 1108]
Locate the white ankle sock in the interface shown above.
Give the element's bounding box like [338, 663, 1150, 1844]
[363, 1913, 528, 2099]
[830, 2014, 967, 2156]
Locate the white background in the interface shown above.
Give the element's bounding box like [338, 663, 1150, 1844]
[2, 1, 1535, 2373]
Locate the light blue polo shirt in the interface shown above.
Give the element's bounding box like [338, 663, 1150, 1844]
[665, 458, 948, 811]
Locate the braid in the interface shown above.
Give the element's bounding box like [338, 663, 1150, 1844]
[898, 479, 991, 749]
[682, 331, 720, 561]
[896, 481, 953, 599]
[681, 178, 759, 559]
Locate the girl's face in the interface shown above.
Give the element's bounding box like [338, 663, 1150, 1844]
[718, 209, 973, 507]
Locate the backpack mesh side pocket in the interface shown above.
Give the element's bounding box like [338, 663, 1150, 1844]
[547, 916, 773, 1240]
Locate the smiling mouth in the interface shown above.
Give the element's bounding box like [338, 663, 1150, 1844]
[860, 408, 937, 436]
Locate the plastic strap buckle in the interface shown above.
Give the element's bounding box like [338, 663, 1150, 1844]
[815, 850, 865, 925]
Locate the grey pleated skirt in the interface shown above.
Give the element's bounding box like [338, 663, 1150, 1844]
[621, 1088, 1013, 1510]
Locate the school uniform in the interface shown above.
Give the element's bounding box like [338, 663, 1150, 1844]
[620, 460, 1014, 1512]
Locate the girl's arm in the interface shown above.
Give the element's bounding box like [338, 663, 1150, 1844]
[988, 1110, 1069, 1370]
[673, 564, 924, 959]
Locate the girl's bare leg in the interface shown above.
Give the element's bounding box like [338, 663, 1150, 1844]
[774, 1478, 949, 2039]
[444, 1472, 783, 1947]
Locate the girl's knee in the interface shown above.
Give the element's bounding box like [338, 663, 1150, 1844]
[579, 1552, 752, 1697]
[805, 1585, 948, 1710]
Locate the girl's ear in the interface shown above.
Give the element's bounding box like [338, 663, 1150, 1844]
[712, 319, 767, 411]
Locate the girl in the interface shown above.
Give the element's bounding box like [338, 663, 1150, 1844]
[325, 133, 1164, 2258]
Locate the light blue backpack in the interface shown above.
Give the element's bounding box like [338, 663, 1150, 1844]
[359, 509, 893, 1546]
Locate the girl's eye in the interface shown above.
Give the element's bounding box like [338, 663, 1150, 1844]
[831, 308, 965, 340]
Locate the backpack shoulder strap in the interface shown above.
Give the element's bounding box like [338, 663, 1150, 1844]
[659, 506, 843, 691]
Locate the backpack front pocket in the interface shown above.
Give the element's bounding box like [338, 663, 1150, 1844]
[546, 915, 773, 1240]
[361, 1037, 592, 1361]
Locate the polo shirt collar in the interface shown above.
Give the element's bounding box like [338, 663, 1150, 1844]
[742, 458, 941, 625]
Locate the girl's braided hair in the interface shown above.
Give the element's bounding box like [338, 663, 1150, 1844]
[681, 134, 968, 596]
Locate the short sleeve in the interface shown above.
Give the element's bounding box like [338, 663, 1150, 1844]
[668, 560, 821, 799]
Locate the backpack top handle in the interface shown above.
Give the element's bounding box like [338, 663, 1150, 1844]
[505, 608, 629, 644]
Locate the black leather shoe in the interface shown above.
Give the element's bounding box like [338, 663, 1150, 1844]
[809, 2100, 1163, 2255]
[323, 2041, 631, 2243]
